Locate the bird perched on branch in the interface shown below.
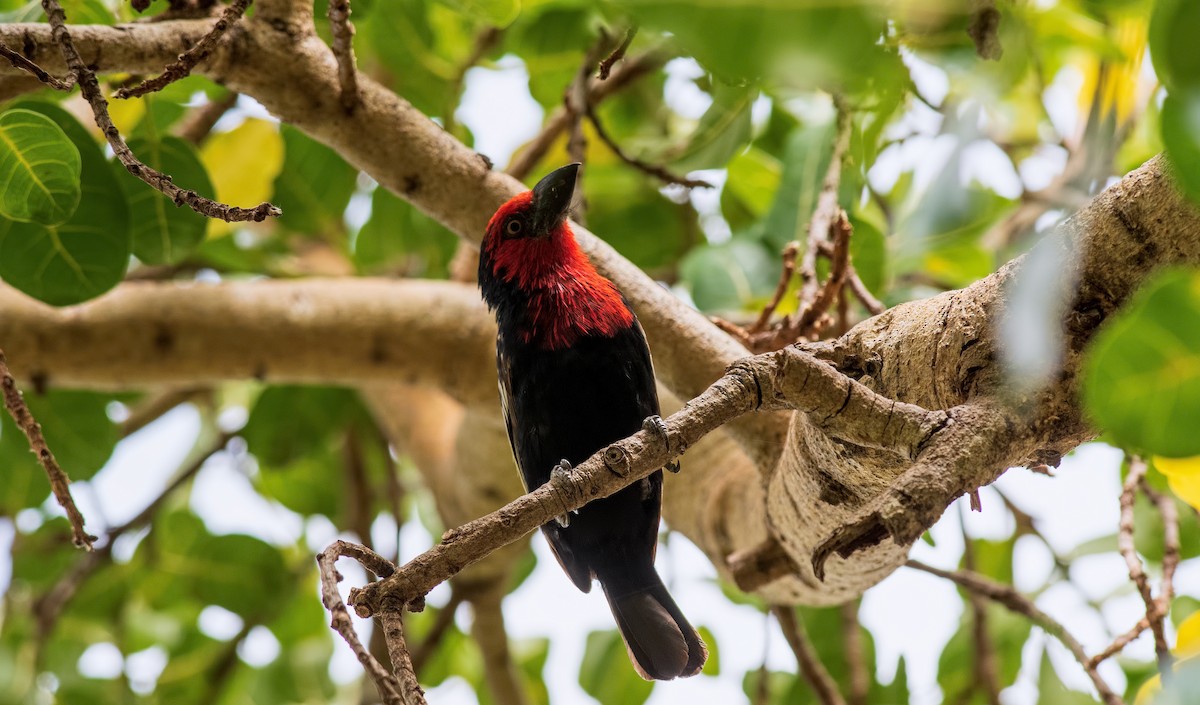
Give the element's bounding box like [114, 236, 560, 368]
[478, 163, 707, 680]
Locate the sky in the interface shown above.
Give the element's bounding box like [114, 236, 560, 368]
[0, 33, 1187, 705]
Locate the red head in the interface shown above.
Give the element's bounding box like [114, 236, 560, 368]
[479, 164, 634, 350]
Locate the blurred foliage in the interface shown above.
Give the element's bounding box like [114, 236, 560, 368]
[0, 0, 1197, 704]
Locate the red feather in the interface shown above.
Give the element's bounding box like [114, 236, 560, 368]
[482, 194, 633, 351]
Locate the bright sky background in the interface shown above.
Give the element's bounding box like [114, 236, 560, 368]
[0, 37, 1188, 705]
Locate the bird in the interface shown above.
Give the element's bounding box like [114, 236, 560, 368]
[477, 163, 707, 680]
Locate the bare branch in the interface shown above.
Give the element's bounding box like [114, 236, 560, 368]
[0, 42, 75, 89]
[845, 269, 886, 315]
[597, 26, 636, 80]
[1119, 456, 1173, 675]
[796, 101, 853, 328]
[41, 0, 281, 223]
[771, 606, 847, 705]
[326, 0, 359, 112]
[507, 50, 667, 180]
[586, 101, 712, 189]
[35, 431, 233, 640]
[351, 362, 764, 614]
[749, 242, 800, 334]
[316, 541, 410, 705]
[0, 348, 94, 550]
[172, 91, 238, 144]
[1088, 616, 1150, 670]
[114, 0, 251, 99]
[907, 560, 1124, 705]
[840, 601, 870, 705]
[961, 507, 1003, 705]
[381, 611, 427, 705]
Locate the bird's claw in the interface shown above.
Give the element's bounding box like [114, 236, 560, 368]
[641, 415, 680, 472]
[552, 459, 573, 527]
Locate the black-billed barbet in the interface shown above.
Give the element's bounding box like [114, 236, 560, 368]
[478, 163, 707, 680]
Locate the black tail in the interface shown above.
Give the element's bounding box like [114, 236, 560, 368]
[600, 567, 708, 681]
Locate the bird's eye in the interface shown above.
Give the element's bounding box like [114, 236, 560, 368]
[505, 219, 524, 236]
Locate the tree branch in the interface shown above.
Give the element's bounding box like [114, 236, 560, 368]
[113, 0, 251, 99]
[0, 42, 75, 89]
[1118, 457, 1173, 675]
[0, 348, 94, 550]
[907, 560, 1123, 705]
[39, 1, 281, 222]
[771, 605, 847, 705]
[326, 0, 358, 112]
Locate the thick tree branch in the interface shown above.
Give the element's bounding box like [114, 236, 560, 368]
[0, 17, 784, 469]
[0, 279, 498, 406]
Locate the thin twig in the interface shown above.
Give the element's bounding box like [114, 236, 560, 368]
[381, 611, 428, 705]
[507, 50, 667, 180]
[114, 0, 252, 99]
[172, 91, 238, 145]
[0, 348, 94, 550]
[1088, 616, 1150, 669]
[846, 269, 885, 315]
[1118, 457, 1173, 675]
[795, 210, 852, 336]
[41, 0, 281, 223]
[443, 27, 503, 136]
[795, 100, 853, 328]
[1139, 475, 1180, 676]
[0, 42, 75, 90]
[586, 102, 712, 189]
[840, 601, 869, 705]
[907, 560, 1125, 705]
[597, 26, 636, 80]
[961, 505, 1003, 705]
[33, 431, 235, 636]
[317, 541, 407, 705]
[749, 242, 800, 334]
[770, 606, 847, 705]
[326, 0, 359, 112]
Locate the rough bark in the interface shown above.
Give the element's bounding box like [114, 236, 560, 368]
[1, 8, 1199, 606]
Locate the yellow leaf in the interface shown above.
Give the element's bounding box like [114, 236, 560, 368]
[1154, 456, 1200, 476]
[1167, 471, 1200, 512]
[1178, 612, 1200, 660]
[1134, 673, 1160, 705]
[107, 96, 146, 137]
[200, 119, 284, 237]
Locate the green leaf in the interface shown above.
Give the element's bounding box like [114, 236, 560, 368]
[0, 109, 81, 226]
[1037, 649, 1099, 704]
[273, 125, 358, 236]
[1134, 491, 1200, 562]
[0, 100, 130, 306]
[585, 166, 692, 270]
[697, 625, 719, 676]
[938, 602, 1032, 702]
[579, 630, 653, 705]
[115, 136, 214, 265]
[726, 147, 783, 219]
[760, 113, 836, 250]
[1083, 268, 1200, 457]
[434, 0, 520, 27]
[0, 391, 121, 514]
[1161, 90, 1200, 206]
[1150, 0, 1200, 94]
[665, 84, 755, 172]
[679, 238, 779, 313]
[242, 386, 361, 467]
[618, 1, 902, 94]
[354, 187, 457, 277]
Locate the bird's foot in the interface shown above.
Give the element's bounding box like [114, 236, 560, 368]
[552, 459, 574, 527]
[642, 415, 680, 473]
